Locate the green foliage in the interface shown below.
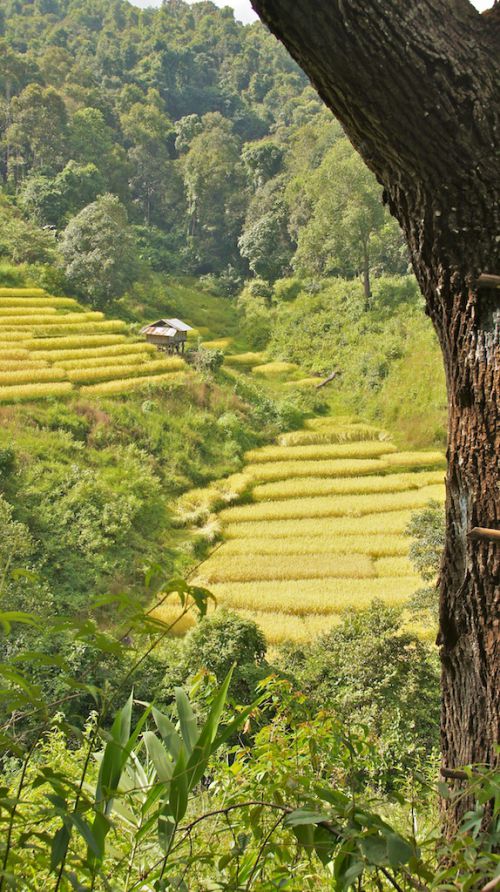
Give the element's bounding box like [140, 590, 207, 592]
[182, 609, 268, 702]
[60, 194, 139, 307]
[279, 601, 440, 773]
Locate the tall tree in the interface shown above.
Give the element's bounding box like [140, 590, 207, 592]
[250, 0, 500, 831]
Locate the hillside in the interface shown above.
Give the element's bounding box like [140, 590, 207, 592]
[0, 286, 187, 402]
[154, 418, 445, 643]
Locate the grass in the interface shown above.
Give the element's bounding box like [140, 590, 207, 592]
[219, 534, 410, 557]
[283, 377, 320, 389]
[196, 552, 375, 584]
[225, 352, 267, 366]
[251, 361, 299, 376]
[244, 441, 398, 463]
[202, 576, 421, 617]
[0, 382, 74, 402]
[252, 470, 444, 501]
[219, 484, 444, 523]
[80, 371, 186, 395]
[279, 423, 387, 446]
[224, 509, 416, 540]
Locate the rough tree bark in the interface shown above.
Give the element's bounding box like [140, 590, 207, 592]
[251, 0, 500, 831]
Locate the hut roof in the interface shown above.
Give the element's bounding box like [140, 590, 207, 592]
[140, 318, 193, 337]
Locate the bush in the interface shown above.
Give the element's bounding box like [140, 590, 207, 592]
[182, 609, 267, 702]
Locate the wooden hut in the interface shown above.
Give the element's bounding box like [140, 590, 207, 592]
[140, 318, 193, 353]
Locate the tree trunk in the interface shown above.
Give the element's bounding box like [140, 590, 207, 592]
[250, 0, 500, 833]
[362, 242, 371, 310]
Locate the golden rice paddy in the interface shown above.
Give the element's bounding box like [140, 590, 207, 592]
[182, 421, 445, 645]
[0, 288, 187, 402]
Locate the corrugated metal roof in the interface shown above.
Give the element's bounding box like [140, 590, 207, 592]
[164, 318, 193, 332]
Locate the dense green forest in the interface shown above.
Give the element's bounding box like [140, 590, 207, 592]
[0, 2, 497, 890]
[0, 0, 406, 299]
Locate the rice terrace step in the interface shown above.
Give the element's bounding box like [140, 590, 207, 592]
[0, 287, 187, 402]
[156, 418, 446, 644]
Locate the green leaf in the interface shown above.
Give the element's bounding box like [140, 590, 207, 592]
[70, 814, 101, 859]
[185, 667, 234, 791]
[386, 833, 414, 868]
[314, 825, 336, 865]
[50, 823, 70, 872]
[153, 707, 182, 761]
[143, 731, 174, 783]
[169, 747, 188, 823]
[174, 688, 198, 755]
[284, 808, 330, 827]
[158, 801, 176, 853]
[359, 833, 388, 866]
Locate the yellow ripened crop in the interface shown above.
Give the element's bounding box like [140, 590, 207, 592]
[80, 371, 186, 395]
[253, 471, 444, 501]
[26, 335, 127, 351]
[58, 353, 149, 370]
[251, 361, 299, 376]
[0, 312, 104, 327]
[202, 338, 233, 350]
[0, 288, 47, 296]
[176, 473, 252, 525]
[0, 350, 30, 360]
[244, 458, 389, 482]
[220, 484, 444, 524]
[224, 509, 416, 540]
[219, 534, 409, 558]
[280, 423, 386, 446]
[0, 295, 79, 308]
[0, 360, 48, 371]
[0, 332, 29, 341]
[374, 556, 416, 577]
[238, 610, 342, 644]
[0, 306, 58, 316]
[225, 352, 267, 365]
[204, 576, 420, 616]
[245, 441, 397, 464]
[26, 321, 127, 337]
[0, 368, 66, 386]
[0, 381, 73, 402]
[32, 342, 154, 362]
[196, 552, 375, 584]
[67, 357, 185, 384]
[386, 451, 446, 469]
[283, 378, 320, 389]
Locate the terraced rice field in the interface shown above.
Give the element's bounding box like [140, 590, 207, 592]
[157, 419, 446, 644]
[0, 288, 188, 402]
